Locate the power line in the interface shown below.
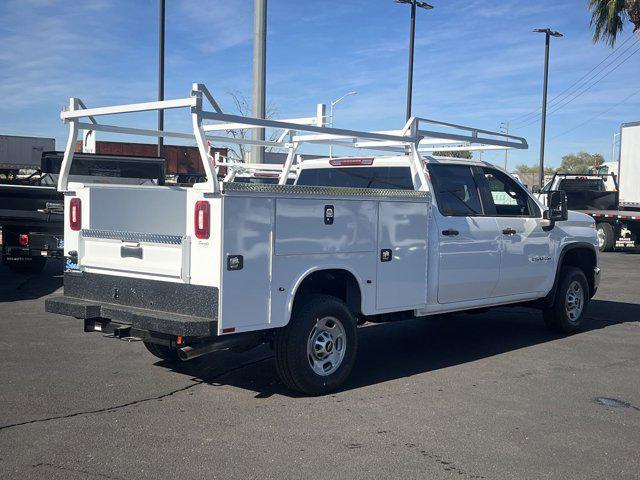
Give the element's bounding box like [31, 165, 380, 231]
[509, 32, 637, 124]
[512, 41, 638, 127]
[551, 85, 640, 139]
[513, 45, 639, 129]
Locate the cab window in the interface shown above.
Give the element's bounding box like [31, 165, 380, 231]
[481, 168, 537, 217]
[427, 164, 483, 216]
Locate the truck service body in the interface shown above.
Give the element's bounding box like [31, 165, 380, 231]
[46, 84, 600, 394]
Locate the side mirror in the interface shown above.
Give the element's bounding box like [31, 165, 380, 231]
[532, 185, 541, 194]
[544, 190, 568, 222]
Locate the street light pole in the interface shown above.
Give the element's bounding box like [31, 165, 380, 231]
[534, 28, 562, 188]
[394, 0, 433, 122]
[157, 0, 165, 158]
[252, 0, 267, 163]
[329, 91, 357, 158]
[406, 0, 416, 121]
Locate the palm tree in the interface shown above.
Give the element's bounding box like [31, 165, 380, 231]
[588, 0, 640, 46]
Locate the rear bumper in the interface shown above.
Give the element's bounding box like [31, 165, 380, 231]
[45, 272, 218, 337]
[45, 296, 217, 336]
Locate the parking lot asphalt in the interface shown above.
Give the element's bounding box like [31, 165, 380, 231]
[0, 253, 639, 480]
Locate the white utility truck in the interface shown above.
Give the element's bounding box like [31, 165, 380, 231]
[46, 84, 600, 395]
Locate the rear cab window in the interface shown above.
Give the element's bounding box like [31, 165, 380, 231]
[296, 166, 414, 190]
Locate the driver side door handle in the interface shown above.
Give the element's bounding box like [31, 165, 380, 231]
[502, 227, 517, 235]
[442, 229, 459, 236]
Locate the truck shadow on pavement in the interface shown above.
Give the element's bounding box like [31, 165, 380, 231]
[0, 261, 63, 302]
[164, 299, 639, 398]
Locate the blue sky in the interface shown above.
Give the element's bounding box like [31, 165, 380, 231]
[0, 0, 638, 169]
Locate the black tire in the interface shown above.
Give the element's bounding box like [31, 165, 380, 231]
[543, 266, 590, 333]
[275, 294, 358, 395]
[143, 341, 182, 363]
[596, 222, 615, 252]
[6, 256, 47, 274]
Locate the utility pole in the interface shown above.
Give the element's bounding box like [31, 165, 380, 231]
[394, 0, 433, 122]
[157, 0, 165, 158]
[612, 132, 620, 162]
[500, 121, 509, 171]
[252, 0, 267, 163]
[533, 28, 562, 188]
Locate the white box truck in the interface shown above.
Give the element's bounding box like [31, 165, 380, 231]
[45, 84, 600, 395]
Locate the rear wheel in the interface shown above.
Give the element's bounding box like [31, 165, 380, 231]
[275, 294, 357, 395]
[596, 222, 614, 252]
[543, 266, 589, 333]
[143, 341, 182, 363]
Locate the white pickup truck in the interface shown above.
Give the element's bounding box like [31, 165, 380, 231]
[46, 85, 600, 395]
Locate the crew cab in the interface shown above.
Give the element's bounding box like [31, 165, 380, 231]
[45, 85, 600, 395]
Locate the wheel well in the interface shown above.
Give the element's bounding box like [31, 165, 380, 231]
[561, 247, 597, 297]
[294, 269, 362, 314]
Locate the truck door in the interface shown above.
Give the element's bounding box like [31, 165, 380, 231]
[427, 164, 501, 304]
[478, 167, 554, 296]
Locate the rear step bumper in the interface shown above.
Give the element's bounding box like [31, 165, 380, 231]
[45, 271, 218, 337]
[45, 296, 217, 336]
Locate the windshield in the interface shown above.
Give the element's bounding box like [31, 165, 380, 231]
[296, 167, 414, 190]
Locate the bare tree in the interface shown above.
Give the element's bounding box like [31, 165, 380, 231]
[223, 92, 281, 162]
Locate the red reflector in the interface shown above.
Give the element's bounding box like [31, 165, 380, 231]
[222, 327, 235, 334]
[18, 234, 29, 246]
[194, 201, 210, 239]
[329, 157, 374, 166]
[69, 198, 81, 231]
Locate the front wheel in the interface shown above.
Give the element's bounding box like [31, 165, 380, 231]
[275, 294, 358, 395]
[543, 266, 590, 333]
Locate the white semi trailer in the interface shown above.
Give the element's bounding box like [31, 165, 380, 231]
[0, 135, 55, 175]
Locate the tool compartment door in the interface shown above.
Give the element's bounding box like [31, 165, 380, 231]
[376, 201, 428, 310]
[220, 196, 274, 333]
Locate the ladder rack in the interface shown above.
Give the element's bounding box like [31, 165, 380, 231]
[58, 82, 528, 193]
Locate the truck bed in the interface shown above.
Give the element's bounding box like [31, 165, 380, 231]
[0, 184, 62, 228]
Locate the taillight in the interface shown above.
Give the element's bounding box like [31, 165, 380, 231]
[18, 234, 29, 246]
[194, 201, 210, 239]
[329, 157, 374, 166]
[69, 198, 81, 231]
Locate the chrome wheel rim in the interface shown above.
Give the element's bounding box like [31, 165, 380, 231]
[596, 226, 605, 249]
[565, 280, 584, 323]
[307, 316, 346, 376]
